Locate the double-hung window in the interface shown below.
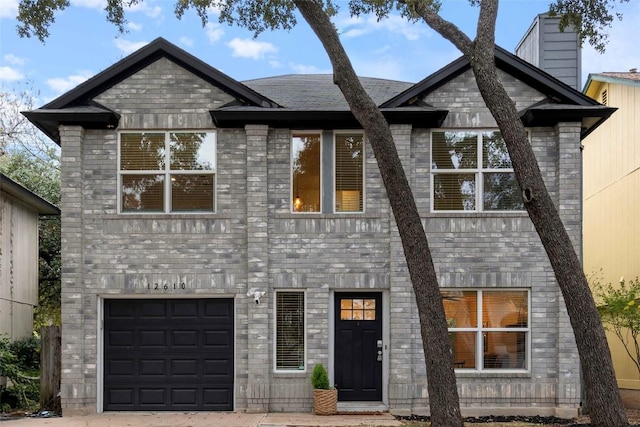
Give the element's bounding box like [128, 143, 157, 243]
[275, 291, 306, 371]
[442, 289, 529, 371]
[119, 131, 216, 213]
[431, 130, 523, 212]
[291, 131, 364, 213]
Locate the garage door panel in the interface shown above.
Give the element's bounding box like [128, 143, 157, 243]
[204, 330, 232, 348]
[108, 330, 134, 347]
[172, 359, 199, 376]
[203, 359, 233, 377]
[140, 301, 167, 318]
[140, 388, 166, 405]
[172, 300, 199, 318]
[172, 388, 198, 405]
[203, 388, 233, 409]
[204, 300, 233, 319]
[140, 330, 167, 347]
[172, 330, 198, 347]
[140, 359, 166, 376]
[108, 388, 135, 405]
[107, 359, 134, 376]
[104, 298, 234, 411]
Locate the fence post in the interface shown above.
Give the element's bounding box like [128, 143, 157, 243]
[40, 326, 61, 412]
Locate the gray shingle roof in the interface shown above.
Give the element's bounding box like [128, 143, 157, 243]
[242, 74, 414, 109]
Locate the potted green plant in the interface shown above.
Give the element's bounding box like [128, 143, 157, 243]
[311, 363, 337, 415]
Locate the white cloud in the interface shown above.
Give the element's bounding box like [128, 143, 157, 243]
[289, 63, 331, 74]
[0, 0, 18, 18]
[338, 13, 430, 41]
[0, 66, 24, 81]
[205, 23, 225, 44]
[582, 2, 640, 84]
[3, 54, 26, 66]
[269, 60, 283, 68]
[46, 73, 92, 94]
[126, 2, 162, 19]
[180, 36, 194, 47]
[127, 21, 143, 32]
[227, 38, 277, 60]
[114, 39, 149, 55]
[70, 0, 105, 10]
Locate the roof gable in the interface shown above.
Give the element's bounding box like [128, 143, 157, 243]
[380, 45, 614, 138]
[44, 37, 277, 110]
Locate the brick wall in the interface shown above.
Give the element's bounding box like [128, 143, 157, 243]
[58, 58, 582, 416]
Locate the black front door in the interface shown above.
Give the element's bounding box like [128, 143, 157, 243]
[334, 292, 382, 401]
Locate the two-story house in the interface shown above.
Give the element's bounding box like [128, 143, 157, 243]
[24, 37, 613, 417]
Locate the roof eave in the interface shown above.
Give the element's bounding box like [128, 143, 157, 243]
[210, 109, 449, 129]
[0, 174, 60, 215]
[22, 109, 121, 145]
[519, 106, 617, 138]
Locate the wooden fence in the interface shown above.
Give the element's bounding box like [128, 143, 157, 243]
[40, 326, 61, 412]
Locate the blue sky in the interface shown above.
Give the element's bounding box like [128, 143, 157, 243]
[0, 0, 638, 106]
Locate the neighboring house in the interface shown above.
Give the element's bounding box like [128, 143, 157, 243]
[24, 36, 613, 417]
[0, 173, 60, 340]
[582, 70, 640, 400]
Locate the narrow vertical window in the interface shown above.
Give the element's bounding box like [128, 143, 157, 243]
[291, 133, 321, 212]
[276, 291, 305, 370]
[335, 133, 364, 212]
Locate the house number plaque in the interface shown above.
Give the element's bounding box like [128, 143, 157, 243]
[146, 282, 187, 290]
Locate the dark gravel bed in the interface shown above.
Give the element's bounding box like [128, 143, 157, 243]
[396, 414, 640, 426]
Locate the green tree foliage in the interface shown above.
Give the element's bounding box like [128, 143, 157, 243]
[594, 276, 640, 378]
[0, 85, 61, 329]
[0, 151, 61, 329]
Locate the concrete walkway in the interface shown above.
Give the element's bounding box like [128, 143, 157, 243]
[0, 412, 404, 427]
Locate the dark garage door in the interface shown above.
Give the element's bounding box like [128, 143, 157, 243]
[104, 298, 234, 411]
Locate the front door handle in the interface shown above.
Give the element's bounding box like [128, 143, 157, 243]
[377, 350, 383, 362]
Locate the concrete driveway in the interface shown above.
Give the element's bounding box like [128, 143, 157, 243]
[0, 412, 403, 427]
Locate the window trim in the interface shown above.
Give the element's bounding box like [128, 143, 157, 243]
[117, 130, 217, 214]
[444, 288, 530, 373]
[333, 130, 366, 214]
[291, 131, 323, 214]
[274, 290, 307, 372]
[430, 129, 525, 213]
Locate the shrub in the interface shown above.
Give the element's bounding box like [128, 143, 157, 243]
[0, 335, 40, 412]
[311, 364, 330, 389]
[593, 275, 640, 378]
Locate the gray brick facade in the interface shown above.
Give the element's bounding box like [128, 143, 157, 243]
[38, 42, 598, 418]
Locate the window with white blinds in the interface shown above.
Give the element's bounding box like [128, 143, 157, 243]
[119, 131, 216, 213]
[431, 130, 523, 212]
[335, 133, 364, 212]
[275, 291, 305, 371]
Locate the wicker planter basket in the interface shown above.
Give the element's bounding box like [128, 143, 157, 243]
[313, 388, 338, 415]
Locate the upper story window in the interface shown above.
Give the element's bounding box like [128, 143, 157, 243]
[335, 133, 364, 213]
[443, 289, 529, 371]
[292, 133, 321, 213]
[291, 131, 364, 213]
[431, 130, 523, 212]
[119, 131, 216, 213]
